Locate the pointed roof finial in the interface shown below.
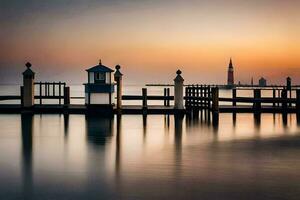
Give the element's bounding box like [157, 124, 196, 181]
[229, 57, 233, 68]
[99, 59, 102, 65]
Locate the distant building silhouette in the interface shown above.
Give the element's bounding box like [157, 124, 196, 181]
[227, 58, 234, 86]
[259, 77, 267, 87]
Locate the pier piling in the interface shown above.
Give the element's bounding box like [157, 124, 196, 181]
[114, 65, 123, 111]
[212, 87, 219, 126]
[142, 88, 147, 112]
[174, 70, 184, 111]
[253, 89, 261, 112]
[281, 89, 287, 112]
[296, 90, 300, 123]
[64, 87, 70, 106]
[22, 62, 35, 108]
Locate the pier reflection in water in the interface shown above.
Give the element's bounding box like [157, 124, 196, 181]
[0, 113, 300, 199]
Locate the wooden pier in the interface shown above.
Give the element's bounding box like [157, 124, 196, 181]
[1, 86, 300, 115]
[1, 63, 299, 118]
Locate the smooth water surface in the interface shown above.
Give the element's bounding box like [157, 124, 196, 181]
[1, 113, 300, 200]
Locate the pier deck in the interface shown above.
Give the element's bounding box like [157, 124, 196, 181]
[0, 104, 297, 114]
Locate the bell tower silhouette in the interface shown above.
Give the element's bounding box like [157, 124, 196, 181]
[227, 58, 234, 86]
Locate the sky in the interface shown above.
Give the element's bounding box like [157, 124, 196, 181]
[0, 0, 299, 85]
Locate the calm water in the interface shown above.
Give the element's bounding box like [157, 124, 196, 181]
[1, 85, 300, 199]
[1, 113, 300, 200]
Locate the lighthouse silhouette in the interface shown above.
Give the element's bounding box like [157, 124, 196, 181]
[227, 58, 234, 87]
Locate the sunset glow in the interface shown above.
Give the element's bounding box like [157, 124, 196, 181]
[0, 0, 299, 84]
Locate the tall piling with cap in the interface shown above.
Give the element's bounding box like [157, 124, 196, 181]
[174, 70, 184, 111]
[212, 87, 219, 126]
[22, 62, 35, 108]
[296, 90, 300, 124]
[114, 65, 123, 111]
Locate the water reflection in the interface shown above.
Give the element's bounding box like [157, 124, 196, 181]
[232, 112, 237, 127]
[21, 113, 34, 199]
[254, 113, 261, 133]
[143, 114, 147, 142]
[282, 113, 288, 128]
[115, 114, 122, 181]
[164, 115, 170, 132]
[63, 114, 69, 137]
[85, 115, 114, 146]
[174, 114, 183, 176]
[12, 112, 300, 200]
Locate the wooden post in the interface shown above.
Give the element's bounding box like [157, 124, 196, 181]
[114, 65, 123, 111]
[20, 86, 24, 106]
[232, 88, 236, 106]
[52, 82, 55, 96]
[272, 89, 276, 108]
[204, 85, 207, 109]
[205, 86, 208, 109]
[208, 86, 211, 109]
[59, 82, 62, 105]
[277, 89, 280, 107]
[142, 88, 147, 109]
[296, 90, 300, 123]
[200, 85, 203, 109]
[192, 85, 195, 110]
[281, 89, 287, 112]
[39, 82, 42, 105]
[196, 84, 199, 109]
[185, 86, 188, 108]
[207, 86, 211, 122]
[22, 62, 35, 108]
[212, 87, 219, 113]
[64, 86, 70, 106]
[164, 88, 167, 106]
[45, 82, 48, 96]
[168, 88, 170, 106]
[289, 90, 292, 107]
[253, 89, 261, 111]
[46, 82, 49, 96]
[212, 87, 219, 127]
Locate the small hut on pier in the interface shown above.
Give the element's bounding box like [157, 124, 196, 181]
[84, 60, 115, 107]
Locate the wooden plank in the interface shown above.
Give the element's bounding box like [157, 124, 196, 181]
[0, 96, 21, 101]
[122, 95, 174, 100]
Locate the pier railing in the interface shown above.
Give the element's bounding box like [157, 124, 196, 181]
[122, 88, 173, 107]
[0, 82, 70, 106]
[1, 84, 300, 114]
[33, 82, 70, 105]
[184, 85, 300, 113]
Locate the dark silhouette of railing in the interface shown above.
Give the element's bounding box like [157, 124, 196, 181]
[33, 82, 69, 105]
[1, 85, 300, 115]
[0, 82, 70, 106]
[122, 88, 172, 107]
[184, 85, 300, 113]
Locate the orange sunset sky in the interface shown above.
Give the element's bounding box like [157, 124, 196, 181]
[0, 0, 299, 85]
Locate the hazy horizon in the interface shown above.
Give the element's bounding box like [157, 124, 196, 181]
[1, 0, 299, 85]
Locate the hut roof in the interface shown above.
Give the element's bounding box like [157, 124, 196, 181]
[86, 60, 113, 73]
